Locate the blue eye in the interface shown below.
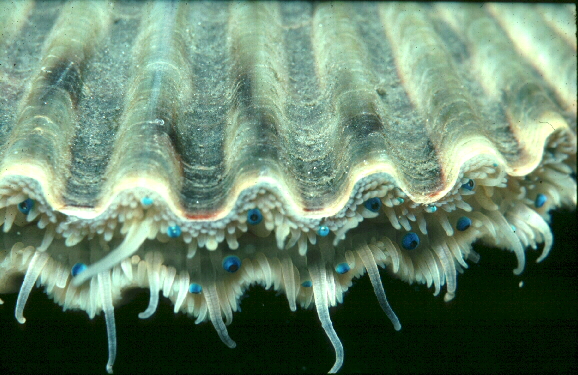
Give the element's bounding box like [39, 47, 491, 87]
[167, 225, 182, 238]
[425, 205, 437, 213]
[222, 256, 241, 273]
[247, 208, 263, 225]
[402, 232, 420, 250]
[18, 198, 34, 215]
[141, 197, 153, 206]
[301, 280, 312, 288]
[317, 226, 330, 236]
[188, 283, 202, 294]
[461, 179, 475, 191]
[71, 263, 87, 277]
[396, 197, 405, 204]
[456, 216, 472, 231]
[534, 194, 547, 208]
[364, 197, 382, 212]
[335, 263, 350, 274]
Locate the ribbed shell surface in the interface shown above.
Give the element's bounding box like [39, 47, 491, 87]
[0, 2, 573, 215]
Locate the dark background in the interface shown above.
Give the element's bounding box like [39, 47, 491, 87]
[0, 209, 576, 374]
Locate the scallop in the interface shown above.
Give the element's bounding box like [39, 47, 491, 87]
[0, 2, 576, 373]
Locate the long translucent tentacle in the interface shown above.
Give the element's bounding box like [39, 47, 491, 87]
[98, 271, 117, 374]
[309, 261, 344, 373]
[359, 244, 402, 331]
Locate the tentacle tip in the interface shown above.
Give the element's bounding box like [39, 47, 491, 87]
[16, 317, 26, 324]
[536, 253, 549, 263]
[444, 292, 455, 302]
[393, 322, 402, 331]
[328, 360, 344, 374]
[106, 365, 114, 374]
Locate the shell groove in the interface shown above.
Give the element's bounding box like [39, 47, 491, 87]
[0, 2, 576, 373]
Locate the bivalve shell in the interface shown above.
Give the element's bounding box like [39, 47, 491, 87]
[0, 2, 576, 373]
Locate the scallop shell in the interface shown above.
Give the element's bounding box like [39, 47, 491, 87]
[0, 2, 576, 373]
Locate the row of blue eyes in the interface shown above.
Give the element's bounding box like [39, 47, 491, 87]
[23, 184, 549, 290]
[69, 256, 349, 293]
[69, 257, 246, 277]
[17, 183, 547, 228]
[15, 182, 547, 220]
